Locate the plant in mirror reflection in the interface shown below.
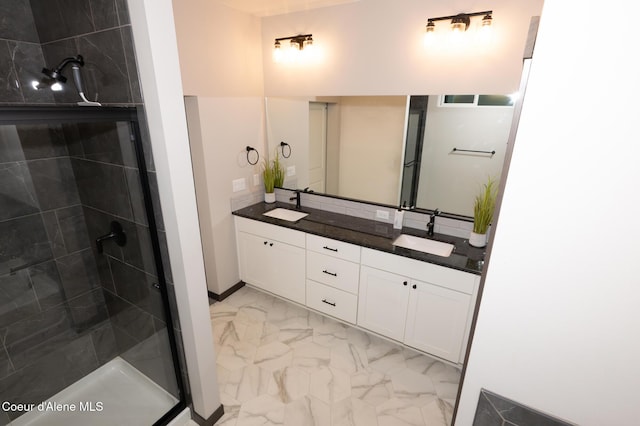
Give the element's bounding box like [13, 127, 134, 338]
[473, 176, 497, 234]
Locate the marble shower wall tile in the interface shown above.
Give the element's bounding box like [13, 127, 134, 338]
[473, 389, 575, 426]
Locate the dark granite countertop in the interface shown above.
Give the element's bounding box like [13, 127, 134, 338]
[232, 202, 485, 275]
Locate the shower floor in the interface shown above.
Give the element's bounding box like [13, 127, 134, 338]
[12, 357, 178, 426]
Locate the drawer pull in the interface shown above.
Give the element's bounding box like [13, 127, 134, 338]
[322, 299, 336, 307]
[323, 246, 338, 252]
[322, 270, 337, 277]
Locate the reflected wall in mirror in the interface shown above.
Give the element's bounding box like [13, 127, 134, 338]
[265, 94, 514, 217]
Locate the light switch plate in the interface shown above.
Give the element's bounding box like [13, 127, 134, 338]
[232, 178, 246, 192]
[253, 174, 260, 186]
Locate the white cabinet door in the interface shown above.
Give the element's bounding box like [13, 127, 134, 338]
[238, 231, 306, 305]
[357, 266, 409, 341]
[404, 280, 471, 363]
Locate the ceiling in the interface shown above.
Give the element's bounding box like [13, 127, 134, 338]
[219, 0, 360, 17]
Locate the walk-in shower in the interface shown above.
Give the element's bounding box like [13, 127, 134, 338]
[0, 107, 186, 425]
[32, 55, 102, 106]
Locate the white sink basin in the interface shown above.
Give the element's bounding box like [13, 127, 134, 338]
[392, 234, 454, 257]
[263, 208, 309, 222]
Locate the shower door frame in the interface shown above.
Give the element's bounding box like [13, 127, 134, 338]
[0, 106, 187, 426]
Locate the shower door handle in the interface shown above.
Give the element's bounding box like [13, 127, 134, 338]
[96, 221, 127, 254]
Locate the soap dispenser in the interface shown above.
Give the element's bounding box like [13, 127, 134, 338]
[393, 206, 405, 230]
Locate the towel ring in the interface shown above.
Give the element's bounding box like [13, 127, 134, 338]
[246, 146, 259, 165]
[279, 141, 291, 158]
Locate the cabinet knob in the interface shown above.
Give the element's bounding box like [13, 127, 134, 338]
[269, 242, 274, 247]
[264, 241, 268, 245]
[403, 281, 408, 286]
[412, 284, 417, 289]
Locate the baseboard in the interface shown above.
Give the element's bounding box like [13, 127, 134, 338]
[207, 281, 245, 302]
[191, 404, 224, 426]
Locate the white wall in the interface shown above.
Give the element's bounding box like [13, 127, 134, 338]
[173, 0, 266, 294]
[261, 0, 545, 96]
[185, 97, 265, 294]
[455, 0, 640, 424]
[417, 99, 512, 216]
[172, 0, 263, 96]
[127, 0, 220, 420]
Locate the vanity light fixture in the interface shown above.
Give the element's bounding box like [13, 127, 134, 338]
[424, 11, 493, 43]
[273, 34, 314, 63]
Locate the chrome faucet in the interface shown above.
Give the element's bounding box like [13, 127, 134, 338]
[427, 208, 440, 236]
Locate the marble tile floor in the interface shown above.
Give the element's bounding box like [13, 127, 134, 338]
[210, 286, 461, 426]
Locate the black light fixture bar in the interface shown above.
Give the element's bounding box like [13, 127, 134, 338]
[274, 34, 313, 50]
[426, 10, 492, 31]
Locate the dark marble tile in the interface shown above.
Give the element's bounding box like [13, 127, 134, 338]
[72, 158, 132, 219]
[118, 220, 158, 276]
[115, 0, 130, 25]
[1, 302, 71, 354]
[148, 171, 165, 230]
[121, 328, 179, 397]
[0, 214, 52, 277]
[30, 0, 94, 43]
[7, 41, 55, 104]
[0, 334, 98, 419]
[0, 124, 26, 163]
[109, 258, 161, 319]
[0, 41, 24, 104]
[0, 162, 40, 221]
[15, 124, 67, 160]
[0, 271, 40, 329]
[0, 347, 13, 381]
[27, 157, 80, 211]
[56, 249, 101, 300]
[77, 28, 132, 104]
[28, 260, 65, 310]
[41, 211, 67, 258]
[62, 123, 84, 157]
[0, 0, 40, 42]
[103, 289, 154, 343]
[474, 389, 574, 426]
[90, 0, 119, 31]
[90, 321, 118, 365]
[7, 327, 78, 371]
[56, 204, 90, 253]
[121, 26, 142, 103]
[76, 121, 124, 165]
[67, 288, 109, 331]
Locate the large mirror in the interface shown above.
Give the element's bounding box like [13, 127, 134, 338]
[265, 94, 515, 217]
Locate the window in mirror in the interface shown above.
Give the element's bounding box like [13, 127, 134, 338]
[478, 94, 514, 106]
[443, 95, 475, 104]
[442, 94, 514, 107]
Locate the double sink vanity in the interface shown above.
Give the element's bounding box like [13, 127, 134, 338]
[232, 201, 485, 365]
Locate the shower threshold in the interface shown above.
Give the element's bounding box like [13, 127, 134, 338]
[12, 357, 178, 425]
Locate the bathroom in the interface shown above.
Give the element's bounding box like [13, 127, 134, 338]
[1, 0, 640, 425]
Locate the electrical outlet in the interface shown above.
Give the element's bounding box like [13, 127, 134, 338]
[287, 166, 296, 177]
[376, 210, 390, 220]
[253, 174, 260, 186]
[232, 178, 246, 192]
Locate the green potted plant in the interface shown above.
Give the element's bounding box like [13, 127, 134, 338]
[470, 176, 497, 247]
[262, 151, 285, 203]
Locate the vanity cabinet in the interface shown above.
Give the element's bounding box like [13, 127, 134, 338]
[358, 248, 478, 363]
[235, 217, 306, 305]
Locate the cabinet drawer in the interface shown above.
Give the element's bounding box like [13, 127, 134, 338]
[306, 280, 357, 324]
[235, 216, 305, 248]
[307, 251, 359, 294]
[306, 234, 360, 262]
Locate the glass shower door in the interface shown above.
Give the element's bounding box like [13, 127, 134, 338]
[0, 107, 185, 425]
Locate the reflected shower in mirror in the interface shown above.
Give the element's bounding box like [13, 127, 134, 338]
[266, 95, 515, 217]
